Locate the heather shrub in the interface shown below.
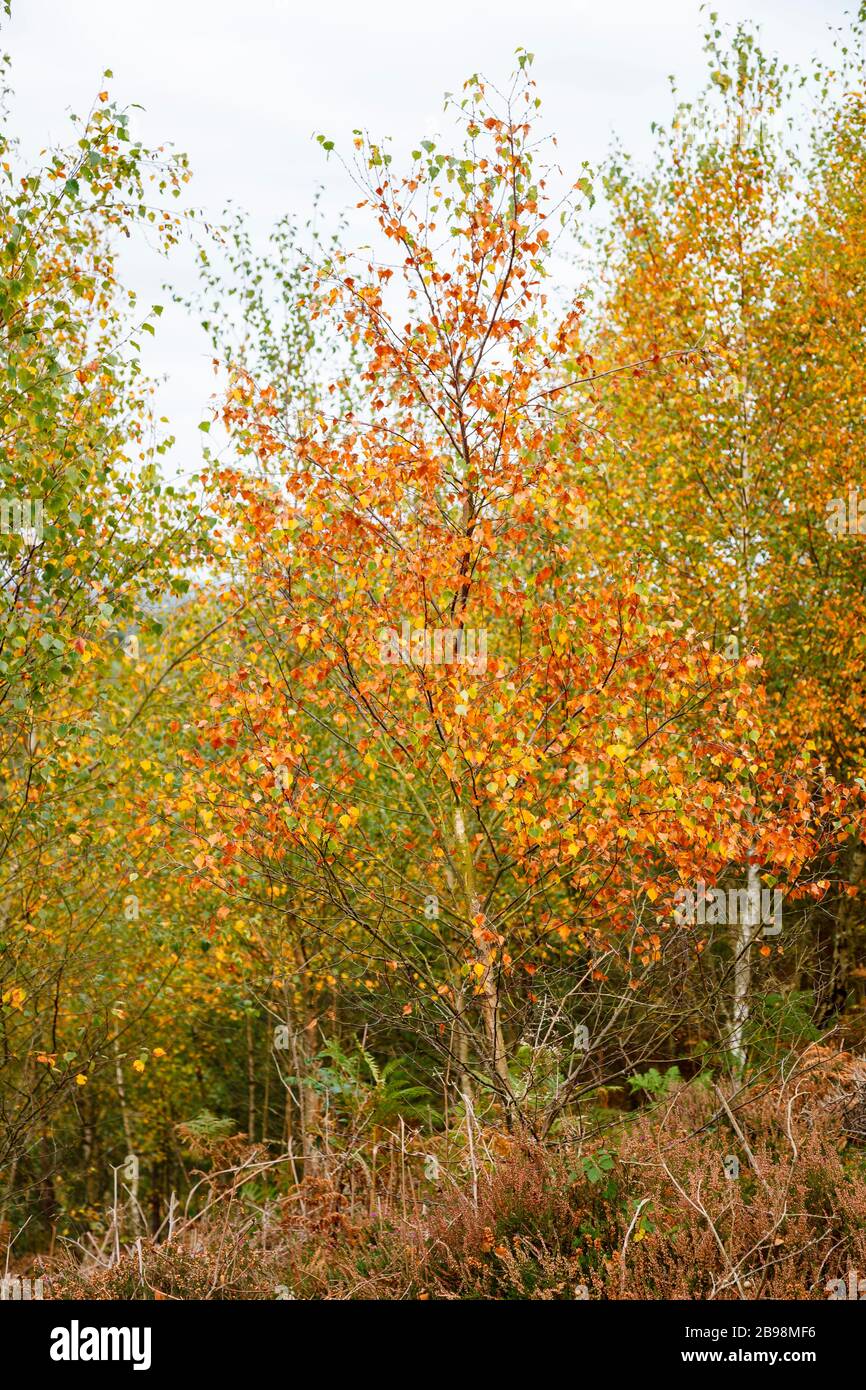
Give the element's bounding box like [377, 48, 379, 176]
[37, 1065, 866, 1301]
[594, 1079, 866, 1299]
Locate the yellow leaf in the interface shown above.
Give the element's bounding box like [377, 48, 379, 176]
[605, 743, 630, 761]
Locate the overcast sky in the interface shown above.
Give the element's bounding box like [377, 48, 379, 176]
[4, 0, 856, 474]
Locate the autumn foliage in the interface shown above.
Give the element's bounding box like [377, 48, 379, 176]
[3, 8, 866, 1303]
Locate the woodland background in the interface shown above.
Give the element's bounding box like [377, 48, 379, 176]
[3, 0, 866, 1299]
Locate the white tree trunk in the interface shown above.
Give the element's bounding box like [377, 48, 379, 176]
[730, 356, 758, 1074]
[730, 859, 761, 1069]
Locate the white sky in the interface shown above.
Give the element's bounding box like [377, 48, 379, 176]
[4, 0, 856, 474]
